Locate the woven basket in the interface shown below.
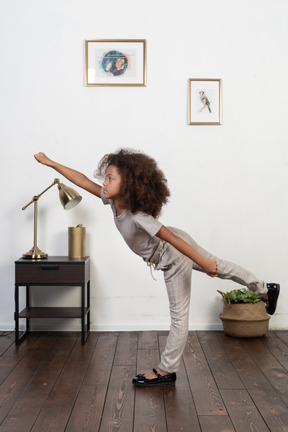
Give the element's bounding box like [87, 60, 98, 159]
[218, 291, 270, 338]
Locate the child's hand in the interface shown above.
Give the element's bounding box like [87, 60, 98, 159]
[205, 259, 218, 277]
[34, 152, 52, 166]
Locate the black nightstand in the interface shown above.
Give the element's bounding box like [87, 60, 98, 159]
[15, 256, 90, 344]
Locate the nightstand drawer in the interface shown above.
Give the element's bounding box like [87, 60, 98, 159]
[15, 263, 85, 284]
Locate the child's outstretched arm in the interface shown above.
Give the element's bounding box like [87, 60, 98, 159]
[156, 225, 218, 277]
[34, 153, 102, 198]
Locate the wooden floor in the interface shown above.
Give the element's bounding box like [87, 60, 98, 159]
[1, 331, 288, 432]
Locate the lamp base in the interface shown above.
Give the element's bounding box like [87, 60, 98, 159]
[22, 246, 48, 259]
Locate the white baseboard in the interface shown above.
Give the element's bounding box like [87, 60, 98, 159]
[1, 314, 287, 332]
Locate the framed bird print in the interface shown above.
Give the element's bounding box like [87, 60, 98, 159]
[85, 39, 146, 86]
[188, 79, 222, 125]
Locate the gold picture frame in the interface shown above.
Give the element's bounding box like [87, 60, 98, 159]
[85, 39, 146, 87]
[189, 78, 222, 125]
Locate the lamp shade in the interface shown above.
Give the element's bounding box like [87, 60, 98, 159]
[58, 182, 82, 210]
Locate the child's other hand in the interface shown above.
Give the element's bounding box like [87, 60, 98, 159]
[205, 259, 218, 277]
[34, 152, 52, 166]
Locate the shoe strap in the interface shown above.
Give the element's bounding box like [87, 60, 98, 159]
[152, 368, 162, 378]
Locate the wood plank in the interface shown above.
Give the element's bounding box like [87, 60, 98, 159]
[113, 331, 138, 366]
[67, 332, 135, 432]
[274, 331, 288, 345]
[197, 331, 244, 389]
[243, 338, 288, 406]
[0, 333, 41, 384]
[199, 415, 235, 432]
[135, 346, 160, 378]
[218, 332, 288, 431]
[159, 335, 201, 432]
[65, 385, 107, 432]
[30, 333, 98, 432]
[183, 332, 227, 416]
[263, 332, 288, 372]
[221, 389, 270, 432]
[266, 330, 278, 338]
[0, 333, 14, 356]
[138, 331, 158, 350]
[134, 347, 167, 432]
[0, 334, 59, 424]
[0, 334, 78, 432]
[82, 332, 118, 386]
[99, 366, 135, 432]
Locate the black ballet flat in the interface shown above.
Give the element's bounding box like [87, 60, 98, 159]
[265, 283, 280, 315]
[132, 368, 177, 387]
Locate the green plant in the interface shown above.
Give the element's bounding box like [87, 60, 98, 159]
[218, 288, 261, 304]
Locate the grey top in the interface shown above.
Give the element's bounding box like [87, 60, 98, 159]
[101, 188, 162, 260]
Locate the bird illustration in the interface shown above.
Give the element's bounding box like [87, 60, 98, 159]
[199, 91, 212, 113]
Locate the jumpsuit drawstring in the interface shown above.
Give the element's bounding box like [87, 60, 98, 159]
[147, 261, 157, 281]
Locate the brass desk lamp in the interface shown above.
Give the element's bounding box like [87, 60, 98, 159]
[22, 178, 82, 259]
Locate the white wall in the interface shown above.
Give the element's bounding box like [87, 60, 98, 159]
[1, 0, 287, 332]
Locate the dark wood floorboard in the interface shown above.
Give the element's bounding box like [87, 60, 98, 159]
[1, 330, 288, 431]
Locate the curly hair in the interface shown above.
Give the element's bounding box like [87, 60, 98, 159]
[95, 148, 170, 218]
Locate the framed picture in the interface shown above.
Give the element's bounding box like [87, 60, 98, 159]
[85, 39, 146, 86]
[189, 79, 222, 125]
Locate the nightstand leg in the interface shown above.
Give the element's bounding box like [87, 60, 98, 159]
[15, 284, 19, 344]
[87, 280, 90, 334]
[26, 286, 30, 333]
[80, 281, 90, 344]
[81, 284, 85, 345]
[15, 285, 29, 344]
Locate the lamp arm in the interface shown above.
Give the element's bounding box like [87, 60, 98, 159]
[22, 179, 60, 211]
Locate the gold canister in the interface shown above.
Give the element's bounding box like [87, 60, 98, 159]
[68, 224, 86, 258]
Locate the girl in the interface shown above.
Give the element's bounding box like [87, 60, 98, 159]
[34, 149, 279, 387]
